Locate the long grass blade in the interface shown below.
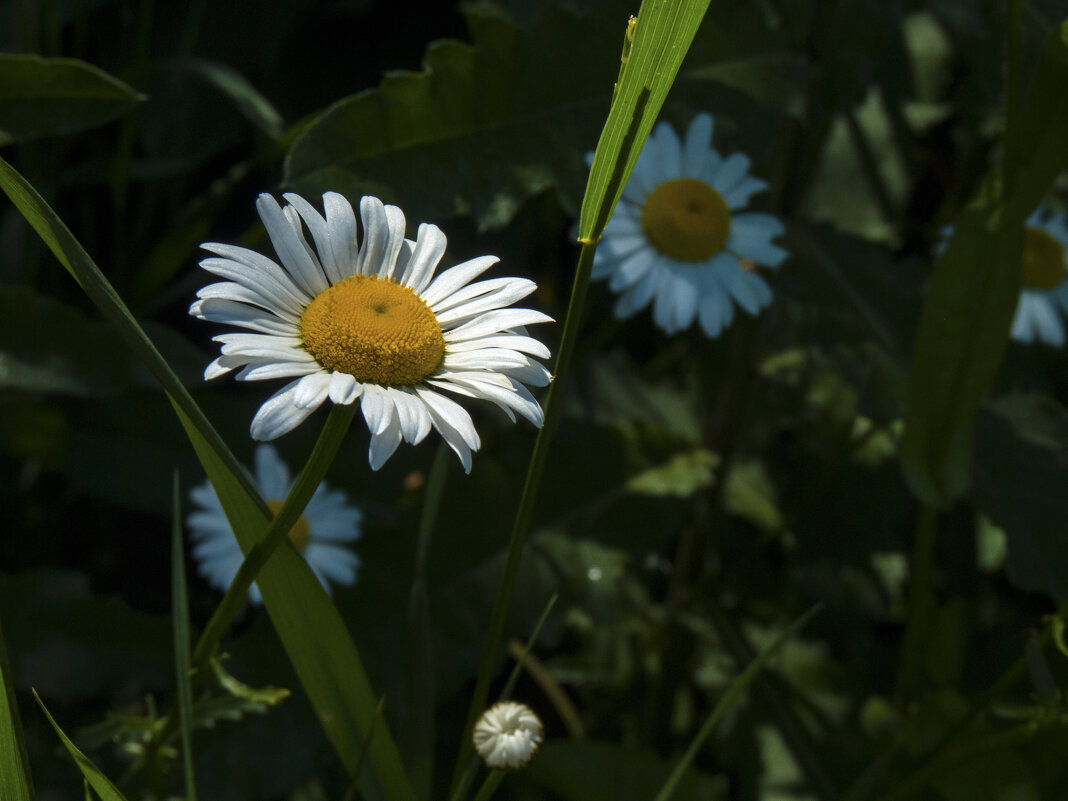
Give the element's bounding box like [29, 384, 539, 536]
[171, 471, 197, 801]
[0, 617, 33, 801]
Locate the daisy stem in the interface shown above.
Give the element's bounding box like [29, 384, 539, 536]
[452, 241, 597, 794]
[470, 770, 505, 801]
[190, 402, 358, 670]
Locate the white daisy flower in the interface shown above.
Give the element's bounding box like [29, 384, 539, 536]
[187, 443, 361, 604]
[937, 205, 1068, 346]
[472, 701, 544, 770]
[588, 112, 788, 337]
[190, 192, 552, 473]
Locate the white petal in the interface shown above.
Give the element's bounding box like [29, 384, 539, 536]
[378, 204, 408, 280]
[236, 361, 324, 381]
[444, 334, 550, 359]
[720, 176, 768, 210]
[434, 280, 539, 326]
[431, 277, 535, 315]
[360, 383, 394, 436]
[195, 281, 301, 322]
[368, 412, 403, 470]
[254, 443, 291, 499]
[682, 113, 714, 176]
[421, 256, 500, 307]
[325, 192, 359, 282]
[328, 371, 362, 404]
[198, 254, 308, 317]
[193, 298, 297, 335]
[433, 373, 544, 427]
[282, 192, 347, 285]
[250, 378, 324, 440]
[304, 543, 360, 586]
[293, 371, 332, 409]
[357, 197, 390, 276]
[728, 213, 788, 267]
[710, 153, 751, 192]
[444, 309, 554, 342]
[400, 223, 447, 293]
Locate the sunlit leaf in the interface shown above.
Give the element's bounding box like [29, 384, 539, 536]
[626, 450, 719, 497]
[0, 55, 143, 145]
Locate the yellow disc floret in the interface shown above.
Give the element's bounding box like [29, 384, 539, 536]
[1022, 226, 1066, 290]
[300, 275, 445, 386]
[267, 499, 311, 552]
[641, 178, 731, 262]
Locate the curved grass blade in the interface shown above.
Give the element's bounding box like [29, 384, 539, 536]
[0, 618, 33, 801]
[652, 604, 822, 801]
[34, 690, 128, 801]
[171, 472, 197, 801]
[0, 158, 412, 801]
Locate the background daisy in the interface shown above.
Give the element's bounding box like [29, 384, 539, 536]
[937, 205, 1068, 345]
[188, 444, 361, 603]
[191, 192, 551, 472]
[588, 112, 788, 337]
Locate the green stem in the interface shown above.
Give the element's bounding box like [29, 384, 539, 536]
[191, 402, 357, 669]
[896, 504, 937, 707]
[138, 403, 356, 772]
[1002, 0, 1022, 197]
[450, 240, 596, 793]
[470, 770, 505, 801]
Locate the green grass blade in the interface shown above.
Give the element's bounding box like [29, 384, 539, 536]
[171, 403, 412, 801]
[0, 157, 411, 801]
[34, 690, 128, 801]
[0, 617, 34, 801]
[652, 605, 822, 801]
[171, 472, 197, 801]
[455, 2, 710, 792]
[577, 0, 712, 241]
[899, 17, 1068, 504]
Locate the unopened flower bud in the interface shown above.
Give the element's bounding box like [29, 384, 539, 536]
[472, 701, 544, 769]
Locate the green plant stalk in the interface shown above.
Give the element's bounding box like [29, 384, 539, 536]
[143, 403, 357, 766]
[896, 504, 937, 707]
[191, 402, 357, 669]
[470, 770, 505, 801]
[1002, 0, 1022, 198]
[171, 472, 197, 801]
[451, 238, 596, 792]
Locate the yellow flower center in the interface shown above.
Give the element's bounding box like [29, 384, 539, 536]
[1022, 226, 1066, 290]
[641, 178, 731, 262]
[300, 275, 445, 386]
[266, 499, 310, 552]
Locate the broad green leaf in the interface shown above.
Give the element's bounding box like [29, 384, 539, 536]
[172, 474, 197, 801]
[0, 55, 143, 145]
[0, 618, 33, 801]
[172, 402, 412, 801]
[0, 158, 411, 801]
[35, 690, 128, 801]
[578, 0, 711, 241]
[900, 18, 1068, 504]
[724, 459, 784, 533]
[286, 1, 622, 230]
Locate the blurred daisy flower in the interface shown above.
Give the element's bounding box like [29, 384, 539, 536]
[588, 112, 788, 336]
[191, 192, 552, 472]
[473, 701, 544, 770]
[188, 443, 361, 604]
[937, 205, 1068, 345]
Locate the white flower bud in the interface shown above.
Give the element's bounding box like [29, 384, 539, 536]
[472, 701, 544, 769]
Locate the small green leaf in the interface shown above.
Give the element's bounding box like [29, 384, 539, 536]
[0, 618, 33, 801]
[35, 690, 129, 801]
[172, 473, 197, 801]
[626, 450, 719, 497]
[724, 459, 784, 533]
[0, 55, 143, 145]
[210, 657, 291, 707]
